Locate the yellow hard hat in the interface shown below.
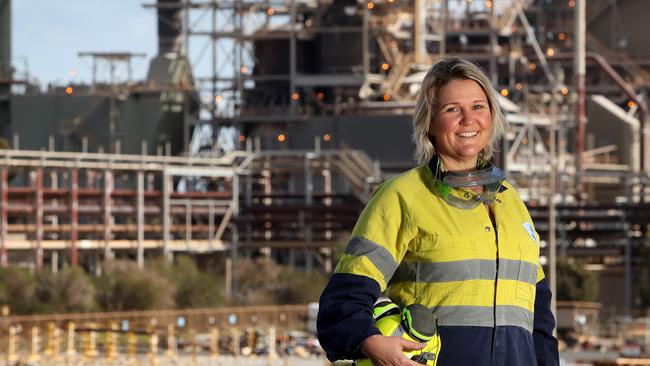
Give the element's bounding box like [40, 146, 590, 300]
[356, 302, 441, 366]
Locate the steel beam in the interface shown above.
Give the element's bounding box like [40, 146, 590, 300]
[0, 167, 7, 267]
[103, 170, 113, 260]
[70, 169, 78, 266]
[35, 168, 43, 271]
[162, 172, 171, 261]
[137, 171, 144, 269]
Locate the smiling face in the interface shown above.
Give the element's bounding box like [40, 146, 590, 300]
[428, 79, 493, 171]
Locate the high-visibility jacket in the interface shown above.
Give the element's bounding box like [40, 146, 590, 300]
[317, 162, 559, 365]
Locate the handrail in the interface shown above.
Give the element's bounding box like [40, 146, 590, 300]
[0, 148, 250, 168]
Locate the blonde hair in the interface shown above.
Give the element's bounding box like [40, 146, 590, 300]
[412, 56, 508, 164]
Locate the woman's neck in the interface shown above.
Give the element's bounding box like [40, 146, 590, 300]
[438, 155, 478, 172]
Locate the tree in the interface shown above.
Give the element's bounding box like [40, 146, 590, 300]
[155, 255, 225, 308]
[96, 260, 175, 311]
[330, 232, 351, 270]
[234, 257, 328, 305]
[556, 257, 598, 302]
[34, 267, 97, 313]
[235, 258, 283, 305]
[274, 267, 328, 304]
[0, 266, 38, 314]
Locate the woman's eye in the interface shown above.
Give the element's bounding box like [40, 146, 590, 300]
[473, 104, 485, 110]
[445, 107, 459, 112]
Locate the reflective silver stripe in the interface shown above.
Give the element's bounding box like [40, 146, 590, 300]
[390, 326, 405, 338]
[344, 236, 398, 282]
[390, 259, 538, 285]
[514, 261, 538, 286]
[390, 262, 415, 285]
[496, 305, 535, 333]
[432, 305, 534, 333]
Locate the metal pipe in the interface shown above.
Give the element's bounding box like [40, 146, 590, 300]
[575, 0, 586, 193]
[289, 0, 297, 115]
[211, 1, 217, 119]
[183, 0, 189, 56]
[489, 0, 497, 85]
[549, 84, 559, 323]
[441, 0, 447, 56]
[362, 3, 369, 77]
[414, 0, 426, 65]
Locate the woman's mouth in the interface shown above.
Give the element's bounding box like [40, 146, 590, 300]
[457, 131, 479, 138]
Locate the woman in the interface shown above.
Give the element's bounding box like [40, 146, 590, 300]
[317, 57, 559, 365]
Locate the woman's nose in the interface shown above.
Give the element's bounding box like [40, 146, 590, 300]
[460, 109, 473, 124]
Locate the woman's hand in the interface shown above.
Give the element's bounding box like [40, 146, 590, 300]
[360, 334, 425, 366]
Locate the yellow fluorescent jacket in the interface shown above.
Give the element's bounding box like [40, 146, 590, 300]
[335, 164, 543, 333]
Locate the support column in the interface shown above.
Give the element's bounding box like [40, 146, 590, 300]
[441, 0, 447, 56]
[232, 168, 239, 216]
[361, 2, 369, 77]
[137, 171, 144, 269]
[304, 156, 313, 207]
[489, 0, 497, 85]
[414, 0, 426, 64]
[575, 0, 586, 193]
[103, 170, 113, 261]
[289, 0, 297, 116]
[35, 168, 44, 271]
[229, 224, 238, 301]
[622, 209, 632, 315]
[185, 201, 192, 245]
[1, 167, 8, 268]
[208, 201, 214, 247]
[162, 172, 171, 261]
[70, 169, 78, 266]
[304, 157, 313, 272]
[51, 251, 58, 274]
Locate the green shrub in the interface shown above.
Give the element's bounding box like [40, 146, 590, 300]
[147, 255, 225, 308]
[0, 266, 37, 314]
[274, 267, 328, 304]
[34, 267, 97, 313]
[96, 260, 175, 311]
[234, 257, 327, 305]
[556, 257, 598, 302]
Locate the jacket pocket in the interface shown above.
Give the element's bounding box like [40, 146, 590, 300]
[515, 233, 540, 304]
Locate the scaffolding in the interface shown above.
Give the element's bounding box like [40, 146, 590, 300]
[134, 0, 650, 311]
[3, 0, 650, 311]
[0, 145, 379, 273]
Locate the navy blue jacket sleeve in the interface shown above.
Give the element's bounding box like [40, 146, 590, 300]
[533, 278, 560, 366]
[317, 272, 382, 361]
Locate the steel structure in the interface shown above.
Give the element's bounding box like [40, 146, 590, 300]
[155, 0, 649, 194]
[154, 0, 650, 310]
[2, 0, 650, 311]
[0, 146, 378, 273]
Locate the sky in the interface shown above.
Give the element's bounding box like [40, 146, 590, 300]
[12, 1, 157, 87]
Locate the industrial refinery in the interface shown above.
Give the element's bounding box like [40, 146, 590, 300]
[1, 0, 650, 364]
